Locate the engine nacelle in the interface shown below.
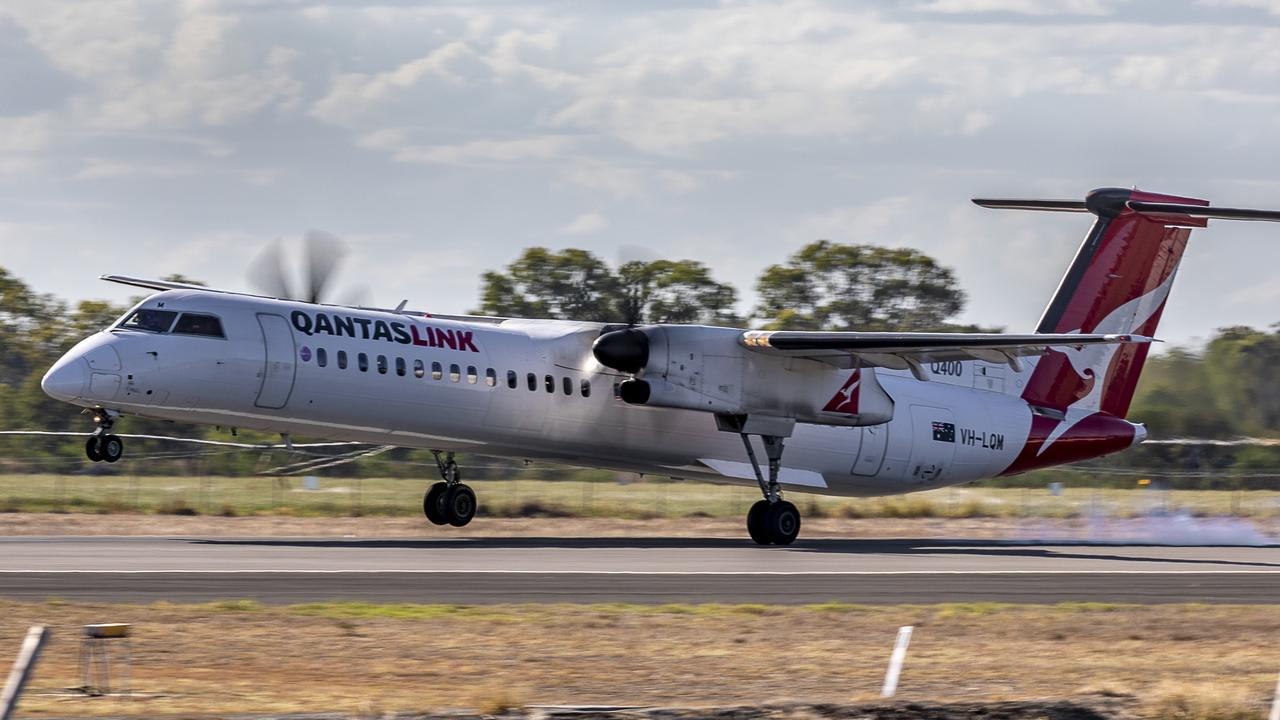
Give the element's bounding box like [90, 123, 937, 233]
[593, 325, 894, 427]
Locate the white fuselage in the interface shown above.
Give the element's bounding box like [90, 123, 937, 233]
[44, 290, 1139, 496]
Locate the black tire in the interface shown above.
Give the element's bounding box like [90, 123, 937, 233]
[423, 482, 449, 525]
[444, 484, 477, 528]
[746, 499, 772, 545]
[99, 434, 123, 463]
[85, 436, 103, 463]
[764, 500, 801, 545]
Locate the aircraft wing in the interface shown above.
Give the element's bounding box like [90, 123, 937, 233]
[99, 274, 509, 324]
[739, 330, 1152, 374]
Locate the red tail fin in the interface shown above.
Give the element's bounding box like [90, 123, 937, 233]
[1027, 188, 1206, 417]
[974, 187, 1280, 474]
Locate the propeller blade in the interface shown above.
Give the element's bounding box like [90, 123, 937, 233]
[303, 229, 346, 304]
[246, 238, 293, 300]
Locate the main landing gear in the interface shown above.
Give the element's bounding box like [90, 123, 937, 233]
[740, 433, 801, 546]
[423, 451, 476, 527]
[84, 410, 123, 464]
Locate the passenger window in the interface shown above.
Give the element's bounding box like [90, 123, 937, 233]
[432, 362, 443, 381]
[316, 348, 328, 368]
[466, 366, 477, 384]
[581, 379, 591, 397]
[545, 374, 554, 393]
[395, 357, 406, 377]
[527, 372, 536, 391]
[338, 350, 348, 370]
[414, 359, 425, 379]
[450, 364, 461, 382]
[376, 355, 388, 375]
[172, 313, 225, 338]
[563, 376, 572, 395]
[358, 353, 369, 372]
[119, 308, 178, 333]
[485, 368, 497, 387]
[507, 370, 517, 389]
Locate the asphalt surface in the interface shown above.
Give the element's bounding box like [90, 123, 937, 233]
[2, 536, 1278, 604]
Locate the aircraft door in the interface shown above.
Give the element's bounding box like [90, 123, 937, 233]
[255, 313, 297, 409]
[851, 423, 887, 476]
[906, 405, 956, 485]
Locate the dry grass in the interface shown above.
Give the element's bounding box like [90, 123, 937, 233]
[4, 474, 1280, 521]
[4, 601, 1279, 718]
[1141, 680, 1263, 720]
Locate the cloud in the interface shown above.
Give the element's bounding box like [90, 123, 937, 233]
[0, 113, 53, 153]
[310, 41, 482, 125]
[0, 0, 1279, 345]
[1196, 0, 1280, 13]
[74, 159, 193, 181]
[913, 0, 1113, 14]
[559, 212, 608, 235]
[363, 134, 575, 166]
[787, 197, 915, 246]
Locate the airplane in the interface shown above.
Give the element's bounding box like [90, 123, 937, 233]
[39, 187, 1280, 545]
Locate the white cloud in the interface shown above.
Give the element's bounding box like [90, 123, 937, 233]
[559, 212, 608, 235]
[387, 136, 575, 166]
[0, 1, 1279, 344]
[1196, 0, 1280, 13]
[914, 0, 1113, 14]
[788, 197, 915, 246]
[74, 160, 192, 181]
[557, 160, 733, 199]
[0, 114, 53, 154]
[310, 41, 482, 125]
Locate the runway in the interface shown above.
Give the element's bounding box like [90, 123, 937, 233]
[2, 536, 1278, 604]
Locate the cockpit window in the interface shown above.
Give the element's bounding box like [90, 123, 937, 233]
[172, 313, 225, 338]
[119, 309, 178, 333]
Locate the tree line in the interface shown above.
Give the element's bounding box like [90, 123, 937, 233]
[476, 241, 987, 331]
[0, 236, 1276, 485]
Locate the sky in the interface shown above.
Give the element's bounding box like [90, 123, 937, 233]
[3, 0, 1280, 348]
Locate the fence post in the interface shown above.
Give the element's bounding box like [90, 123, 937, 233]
[2, 626, 50, 720]
[1268, 670, 1279, 720]
[881, 626, 913, 698]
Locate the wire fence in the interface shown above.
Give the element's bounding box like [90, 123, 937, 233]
[3, 471, 1279, 522]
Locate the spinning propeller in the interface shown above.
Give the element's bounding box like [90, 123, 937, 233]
[248, 230, 366, 305]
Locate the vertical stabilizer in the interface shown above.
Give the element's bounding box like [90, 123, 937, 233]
[1022, 187, 1206, 418]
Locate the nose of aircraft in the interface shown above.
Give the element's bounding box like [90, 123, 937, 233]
[41, 356, 88, 402]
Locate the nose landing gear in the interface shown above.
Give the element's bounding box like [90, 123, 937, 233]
[423, 451, 476, 527]
[84, 410, 123, 464]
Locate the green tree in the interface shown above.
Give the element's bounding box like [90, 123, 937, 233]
[478, 248, 619, 322]
[754, 241, 967, 331]
[617, 260, 739, 325]
[1203, 325, 1280, 435]
[1128, 347, 1236, 438]
[478, 250, 739, 325]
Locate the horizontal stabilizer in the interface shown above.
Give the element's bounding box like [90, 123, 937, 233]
[971, 199, 1088, 213]
[974, 187, 1280, 224]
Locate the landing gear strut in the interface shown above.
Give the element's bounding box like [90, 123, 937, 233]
[740, 433, 801, 546]
[423, 451, 476, 527]
[84, 410, 123, 464]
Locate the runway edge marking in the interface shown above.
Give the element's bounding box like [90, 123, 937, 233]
[2, 570, 1279, 575]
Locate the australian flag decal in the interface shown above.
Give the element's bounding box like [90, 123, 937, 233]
[932, 421, 956, 443]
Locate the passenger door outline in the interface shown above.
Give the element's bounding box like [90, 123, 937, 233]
[255, 313, 297, 409]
